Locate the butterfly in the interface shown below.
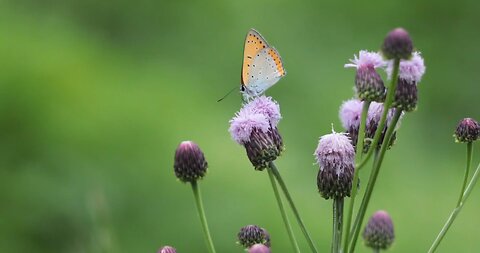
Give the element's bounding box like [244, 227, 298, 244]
[240, 29, 286, 100]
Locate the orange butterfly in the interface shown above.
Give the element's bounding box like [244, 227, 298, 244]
[240, 29, 286, 100]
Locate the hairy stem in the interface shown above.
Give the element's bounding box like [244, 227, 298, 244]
[332, 198, 344, 253]
[270, 162, 319, 253]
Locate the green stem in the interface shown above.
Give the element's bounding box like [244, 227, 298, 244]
[373, 248, 380, 253]
[191, 181, 217, 253]
[267, 167, 301, 253]
[343, 101, 370, 253]
[332, 198, 344, 253]
[349, 109, 402, 252]
[456, 142, 473, 206]
[355, 58, 401, 171]
[270, 162, 319, 253]
[428, 162, 480, 253]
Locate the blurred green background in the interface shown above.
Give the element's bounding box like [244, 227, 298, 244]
[1, 0, 479, 252]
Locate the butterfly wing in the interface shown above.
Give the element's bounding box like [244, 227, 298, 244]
[243, 47, 286, 98]
[241, 29, 270, 86]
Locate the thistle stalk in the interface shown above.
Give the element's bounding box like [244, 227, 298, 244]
[343, 100, 370, 253]
[267, 167, 301, 253]
[270, 162, 319, 253]
[349, 109, 402, 252]
[191, 181, 217, 253]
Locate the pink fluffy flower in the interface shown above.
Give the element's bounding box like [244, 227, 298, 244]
[314, 131, 355, 175]
[339, 99, 364, 131]
[386, 51, 426, 84]
[243, 96, 282, 127]
[229, 108, 270, 145]
[345, 50, 387, 69]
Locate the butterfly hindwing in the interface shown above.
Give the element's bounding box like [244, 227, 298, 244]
[246, 48, 285, 96]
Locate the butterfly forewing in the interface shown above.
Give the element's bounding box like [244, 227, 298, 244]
[241, 29, 270, 86]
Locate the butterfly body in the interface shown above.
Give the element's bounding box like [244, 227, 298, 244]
[241, 29, 286, 100]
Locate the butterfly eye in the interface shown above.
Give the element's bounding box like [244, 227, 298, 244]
[240, 85, 246, 92]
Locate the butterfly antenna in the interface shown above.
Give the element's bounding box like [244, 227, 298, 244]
[217, 87, 238, 102]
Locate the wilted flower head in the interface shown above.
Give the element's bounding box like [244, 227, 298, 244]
[315, 131, 355, 199]
[173, 141, 208, 182]
[345, 50, 386, 69]
[454, 118, 480, 143]
[158, 246, 176, 253]
[249, 244, 271, 253]
[229, 103, 283, 170]
[363, 210, 395, 250]
[387, 52, 425, 84]
[243, 96, 282, 127]
[237, 225, 271, 248]
[381, 28, 413, 60]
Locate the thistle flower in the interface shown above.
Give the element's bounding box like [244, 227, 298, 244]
[363, 210, 395, 250]
[249, 244, 271, 253]
[173, 141, 208, 182]
[243, 96, 282, 127]
[391, 78, 418, 112]
[339, 99, 363, 146]
[386, 52, 426, 84]
[237, 225, 271, 248]
[314, 131, 355, 199]
[158, 246, 176, 253]
[454, 118, 480, 143]
[229, 98, 283, 170]
[345, 51, 386, 101]
[381, 28, 413, 60]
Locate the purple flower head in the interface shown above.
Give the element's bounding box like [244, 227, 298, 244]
[315, 130, 355, 199]
[381, 28, 413, 60]
[174, 141, 208, 182]
[363, 210, 395, 250]
[454, 118, 480, 143]
[315, 131, 355, 173]
[345, 50, 386, 69]
[367, 102, 402, 130]
[339, 99, 363, 131]
[237, 225, 270, 248]
[229, 108, 270, 145]
[158, 246, 176, 253]
[243, 96, 282, 127]
[249, 244, 271, 253]
[387, 51, 426, 84]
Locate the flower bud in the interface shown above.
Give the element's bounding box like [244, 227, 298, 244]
[382, 28, 413, 60]
[355, 65, 386, 102]
[454, 118, 480, 143]
[249, 244, 271, 253]
[173, 141, 208, 182]
[345, 51, 387, 102]
[237, 225, 271, 248]
[314, 132, 355, 199]
[392, 78, 418, 112]
[158, 246, 176, 253]
[244, 128, 282, 170]
[363, 210, 395, 250]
